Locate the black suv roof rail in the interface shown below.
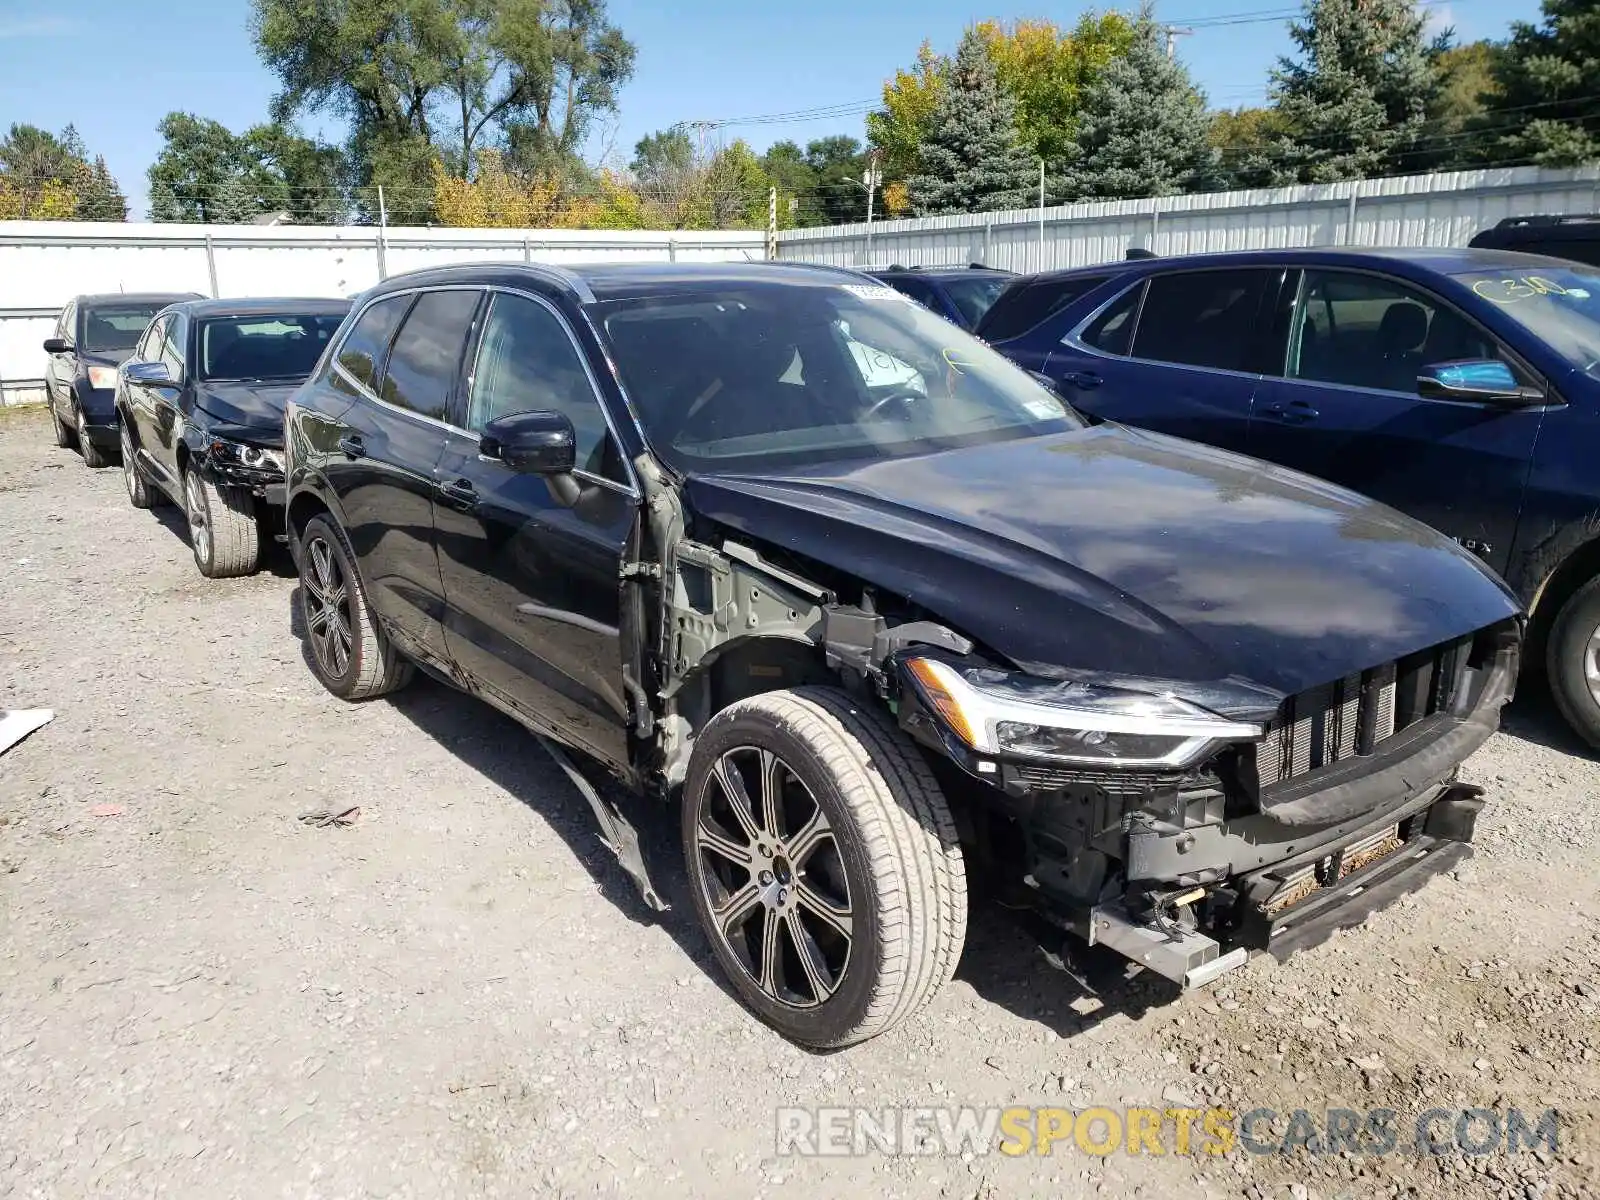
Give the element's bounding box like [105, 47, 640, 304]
[1491, 214, 1600, 230]
[1126, 247, 1158, 260]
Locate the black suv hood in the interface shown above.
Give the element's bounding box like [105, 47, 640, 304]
[194, 382, 300, 441]
[684, 426, 1521, 700]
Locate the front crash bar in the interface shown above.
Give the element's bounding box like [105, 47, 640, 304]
[536, 735, 669, 914]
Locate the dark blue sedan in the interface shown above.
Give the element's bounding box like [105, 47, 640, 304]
[977, 246, 1600, 749]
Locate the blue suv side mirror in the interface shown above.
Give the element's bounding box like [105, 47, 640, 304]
[1417, 360, 1542, 407]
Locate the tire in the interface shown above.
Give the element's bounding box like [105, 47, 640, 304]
[1545, 574, 1600, 750]
[120, 423, 155, 510]
[183, 466, 261, 578]
[49, 399, 72, 449]
[682, 686, 967, 1049]
[296, 513, 413, 700]
[78, 407, 110, 469]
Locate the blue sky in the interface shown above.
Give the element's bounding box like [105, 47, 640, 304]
[0, 0, 1543, 219]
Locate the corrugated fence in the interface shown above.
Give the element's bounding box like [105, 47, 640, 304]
[0, 223, 766, 405]
[776, 165, 1600, 273]
[6, 165, 1600, 405]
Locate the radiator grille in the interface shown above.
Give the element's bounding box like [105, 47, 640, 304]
[1256, 637, 1468, 789]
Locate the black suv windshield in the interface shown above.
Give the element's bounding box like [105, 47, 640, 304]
[199, 314, 345, 381]
[81, 304, 164, 353]
[1457, 267, 1600, 378]
[940, 275, 1009, 327]
[598, 282, 1082, 474]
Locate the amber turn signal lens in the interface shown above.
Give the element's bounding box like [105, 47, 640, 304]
[905, 658, 979, 748]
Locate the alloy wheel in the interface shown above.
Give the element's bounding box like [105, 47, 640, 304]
[1585, 624, 1600, 712]
[303, 535, 354, 678]
[692, 746, 854, 1009]
[184, 472, 211, 567]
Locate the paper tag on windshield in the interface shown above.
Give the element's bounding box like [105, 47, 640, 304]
[840, 284, 904, 302]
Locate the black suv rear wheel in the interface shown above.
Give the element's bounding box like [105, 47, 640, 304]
[681, 687, 967, 1048]
[121, 423, 155, 510]
[297, 513, 413, 700]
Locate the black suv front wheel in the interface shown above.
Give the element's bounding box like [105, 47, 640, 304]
[296, 514, 413, 700]
[183, 467, 261, 579]
[682, 687, 967, 1048]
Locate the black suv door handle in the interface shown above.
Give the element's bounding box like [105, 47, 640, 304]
[1261, 400, 1320, 424]
[437, 478, 478, 509]
[337, 434, 366, 458]
[1064, 371, 1102, 390]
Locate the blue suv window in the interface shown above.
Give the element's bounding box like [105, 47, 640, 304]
[1080, 282, 1144, 356]
[1289, 270, 1518, 395]
[980, 275, 1108, 342]
[1129, 269, 1275, 372]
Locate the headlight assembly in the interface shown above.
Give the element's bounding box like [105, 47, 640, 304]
[87, 366, 118, 391]
[207, 437, 285, 474]
[903, 657, 1265, 769]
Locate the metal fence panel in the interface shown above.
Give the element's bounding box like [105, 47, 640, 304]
[777, 165, 1600, 273]
[0, 222, 765, 405]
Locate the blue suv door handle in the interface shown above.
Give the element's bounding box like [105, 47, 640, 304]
[1261, 400, 1320, 424]
[1063, 371, 1103, 390]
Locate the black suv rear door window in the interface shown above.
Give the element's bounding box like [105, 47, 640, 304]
[1130, 269, 1275, 372]
[379, 290, 481, 422]
[336, 294, 411, 389]
[978, 275, 1109, 341]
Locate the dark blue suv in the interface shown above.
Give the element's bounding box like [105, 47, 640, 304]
[870, 264, 1014, 330]
[977, 247, 1600, 749]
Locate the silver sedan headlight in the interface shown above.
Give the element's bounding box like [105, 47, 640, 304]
[904, 657, 1265, 769]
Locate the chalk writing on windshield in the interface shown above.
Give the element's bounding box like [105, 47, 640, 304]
[1471, 276, 1572, 305]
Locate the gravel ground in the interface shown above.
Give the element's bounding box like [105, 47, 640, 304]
[1, 403, 1597, 1200]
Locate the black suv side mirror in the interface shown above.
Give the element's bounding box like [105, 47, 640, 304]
[42, 337, 69, 354]
[124, 361, 176, 387]
[480, 410, 577, 475]
[1417, 360, 1543, 407]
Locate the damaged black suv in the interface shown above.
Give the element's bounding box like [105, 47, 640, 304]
[283, 262, 1521, 1049]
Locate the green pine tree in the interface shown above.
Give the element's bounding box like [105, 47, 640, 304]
[1486, 0, 1600, 165]
[907, 29, 1035, 216]
[1055, 14, 1216, 200]
[1271, 0, 1446, 182]
[77, 157, 129, 221]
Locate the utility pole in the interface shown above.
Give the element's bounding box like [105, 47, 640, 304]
[1162, 25, 1193, 59]
[767, 186, 778, 260]
[1038, 160, 1046, 268]
[685, 120, 717, 159]
[861, 149, 882, 267]
[376, 184, 390, 280]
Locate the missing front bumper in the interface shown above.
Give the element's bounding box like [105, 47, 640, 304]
[1236, 782, 1483, 961]
[1083, 782, 1482, 988]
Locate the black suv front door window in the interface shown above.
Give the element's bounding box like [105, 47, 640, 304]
[467, 292, 626, 484]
